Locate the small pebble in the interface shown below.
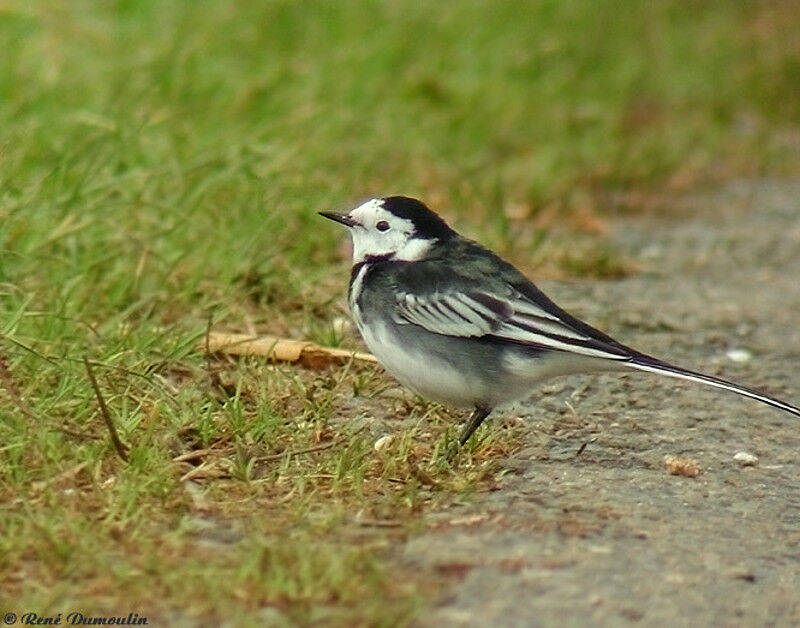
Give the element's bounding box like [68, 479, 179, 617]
[729, 567, 757, 582]
[332, 316, 352, 335]
[373, 435, 395, 453]
[664, 455, 702, 478]
[733, 451, 759, 467]
[726, 348, 752, 363]
[640, 244, 664, 260]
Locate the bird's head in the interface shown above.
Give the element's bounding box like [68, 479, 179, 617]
[319, 196, 454, 264]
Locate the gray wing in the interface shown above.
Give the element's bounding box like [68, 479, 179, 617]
[395, 288, 631, 360]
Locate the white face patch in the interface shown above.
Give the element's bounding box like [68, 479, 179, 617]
[345, 198, 435, 263]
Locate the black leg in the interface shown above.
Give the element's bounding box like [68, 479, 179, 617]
[458, 406, 492, 446]
[442, 406, 492, 460]
[446, 408, 492, 447]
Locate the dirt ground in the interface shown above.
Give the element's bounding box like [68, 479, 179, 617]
[404, 179, 800, 627]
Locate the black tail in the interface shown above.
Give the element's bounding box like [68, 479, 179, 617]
[627, 355, 800, 418]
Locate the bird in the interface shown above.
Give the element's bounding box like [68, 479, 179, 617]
[320, 196, 800, 453]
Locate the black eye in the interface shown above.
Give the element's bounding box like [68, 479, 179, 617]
[376, 220, 390, 232]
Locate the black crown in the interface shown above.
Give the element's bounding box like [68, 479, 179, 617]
[381, 196, 455, 239]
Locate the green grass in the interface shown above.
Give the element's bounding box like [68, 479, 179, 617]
[1, 0, 799, 623]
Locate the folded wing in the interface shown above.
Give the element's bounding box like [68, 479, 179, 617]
[396, 288, 632, 360]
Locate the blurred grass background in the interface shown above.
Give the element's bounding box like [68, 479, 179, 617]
[1, 0, 799, 623]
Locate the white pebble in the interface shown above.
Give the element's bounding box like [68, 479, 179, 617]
[726, 348, 752, 363]
[332, 317, 352, 335]
[733, 451, 759, 467]
[373, 435, 395, 453]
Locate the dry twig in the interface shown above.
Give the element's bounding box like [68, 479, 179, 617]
[83, 356, 129, 462]
[179, 463, 228, 483]
[256, 440, 340, 463]
[30, 462, 89, 494]
[173, 447, 222, 463]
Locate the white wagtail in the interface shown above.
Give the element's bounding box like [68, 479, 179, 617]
[320, 196, 800, 450]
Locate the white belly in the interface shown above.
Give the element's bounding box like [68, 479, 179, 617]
[357, 320, 627, 409]
[348, 265, 475, 404]
[359, 321, 480, 407]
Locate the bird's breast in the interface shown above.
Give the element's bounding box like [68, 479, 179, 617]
[348, 262, 370, 331]
[356, 320, 481, 408]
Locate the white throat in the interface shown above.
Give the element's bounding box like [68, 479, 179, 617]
[351, 235, 436, 264]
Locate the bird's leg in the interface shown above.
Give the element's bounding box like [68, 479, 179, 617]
[442, 405, 492, 458]
[458, 406, 492, 446]
[442, 406, 492, 460]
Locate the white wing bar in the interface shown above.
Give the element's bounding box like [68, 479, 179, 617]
[396, 290, 630, 360]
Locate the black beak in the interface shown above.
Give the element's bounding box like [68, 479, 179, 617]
[318, 211, 356, 227]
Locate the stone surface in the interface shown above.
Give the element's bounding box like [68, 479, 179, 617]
[404, 180, 800, 627]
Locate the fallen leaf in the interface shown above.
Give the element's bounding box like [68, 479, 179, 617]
[202, 332, 377, 369]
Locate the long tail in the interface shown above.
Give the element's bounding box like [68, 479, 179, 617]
[627, 354, 800, 418]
